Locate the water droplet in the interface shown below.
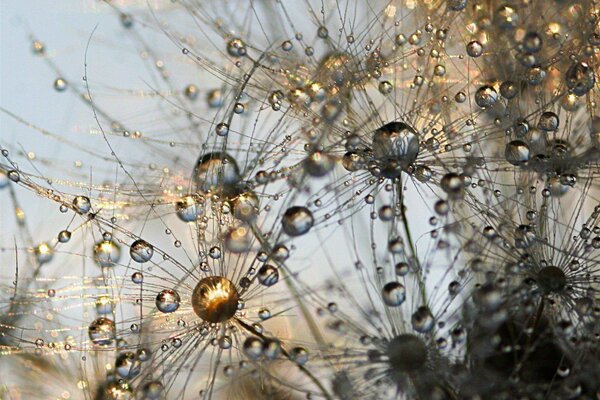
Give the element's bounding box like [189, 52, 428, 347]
[282, 206, 314, 236]
[382, 281, 405, 306]
[88, 317, 115, 346]
[130, 239, 154, 263]
[94, 240, 121, 268]
[505, 140, 530, 165]
[257, 264, 279, 286]
[466, 41, 483, 57]
[155, 289, 181, 313]
[475, 85, 498, 108]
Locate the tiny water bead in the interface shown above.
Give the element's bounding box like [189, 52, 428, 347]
[382, 281, 406, 306]
[34, 242, 54, 264]
[565, 62, 595, 96]
[500, 81, 519, 99]
[466, 41, 483, 57]
[94, 240, 121, 268]
[129, 239, 154, 263]
[88, 317, 115, 346]
[116, 352, 141, 378]
[447, 0, 467, 11]
[232, 191, 259, 222]
[156, 289, 181, 313]
[193, 152, 241, 194]
[175, 194, 204, 222]
[207, 89, 223, 108]
[215, 122, 229, 136]
[140, 381, 164, 399]
[257, 264, 279, 286]
[372, 121, 420, 170]
[538, 111, 559, 131]
[474, 85, 498, 108]
[226, 38, 246, 57]
[72, 195, 91, 213]
[281, 206, 314, 236]
[192, 276, 239, 323]
[441, 173, 463, 198]
[243, 337, 263, 360]
[53, 78, 67, 92]
[495, 5, 519, 30]
[224, 225, 253, 253]
[184, 84, 199, 100]
[304, 151, 336, 177]
[505, 140, 530, 165]
[522, 31, 543, 53]
[411, 306, 435, 333]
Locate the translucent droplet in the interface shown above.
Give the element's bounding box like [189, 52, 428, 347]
[215, 122, 229, 137]
[35, 242, 53, 264]
[207, 89, 223, 108]
[130, 239, 154, 263]
[373, 121, 420, 169]
[382, 281, 405, 306]
[155, 289, 181, 313]
[227, 38, 246, 57]
[304, 152, 335, 177]
[538, 111, 559, 131]
[411, 306, 435, 333]
[565, 62, 595, 96]
[441, 173, 463, 198]
[119, 13, 133, 28]
[233, 191, 259, 222]
[8, 170, 20, 182]
[522, 31, 543, 53]
[132, 272, 143, 284]
[193, 152, 240, 195]
[378, 81, 393, 94]
[282, 206, 314, 236]
[88, 317, 115, 346]
[140, 381, 163, 400]
[53, 78, 67, 92]
[474, 85, 498, 108]
[505, 140, 530, 165]
[243, 337, 263, 360]
[290, 347, 309, 365]
[95, 295, 113, 314]
[257, 264, 279, 286]
[225, 225, 253, 253]
[447, 0, 467, 11]
[94, 240, 121, 268]
[466, 41, 483, 57]
[262, 339, 280, 359]
[116, 352, 140, 378]
[434, 200, 449, 216]
[209, 246, 221, 259]
[184, 84, 199, 100]
[500, 81, 519, 99]
[73, 195, 91, 213]
[175, 194, 204, 222]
